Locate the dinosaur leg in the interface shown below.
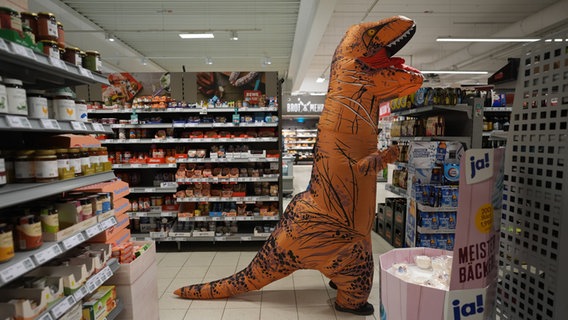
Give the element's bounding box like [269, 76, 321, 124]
[174, 233, 301, 299]
[325, 239, 375, 316]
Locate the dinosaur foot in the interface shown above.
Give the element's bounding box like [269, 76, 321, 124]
[328, 280, 337, 290]
[335, 302, 375, 316]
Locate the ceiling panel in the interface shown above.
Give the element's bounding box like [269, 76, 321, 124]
[28, 0, 568, 94]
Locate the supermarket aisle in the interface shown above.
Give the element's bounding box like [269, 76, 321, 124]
[157, 165, 394, 320]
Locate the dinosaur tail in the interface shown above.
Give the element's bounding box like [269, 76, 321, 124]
[174, 236, 299, 299]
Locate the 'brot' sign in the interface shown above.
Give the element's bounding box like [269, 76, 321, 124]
[284, 95, 325, 115]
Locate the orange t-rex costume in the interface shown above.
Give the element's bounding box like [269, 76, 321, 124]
[174, 15, 423, 315]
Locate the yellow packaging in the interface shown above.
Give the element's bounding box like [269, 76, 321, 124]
[82, 285, 116, 320]
[40, 211, 59, 234]
[0, 226, 15, 262]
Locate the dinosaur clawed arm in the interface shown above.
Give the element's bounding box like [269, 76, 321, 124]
[356, 145, 400, 175]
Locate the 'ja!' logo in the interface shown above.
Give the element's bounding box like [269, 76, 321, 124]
[465, 149, 494, 184]
[452, 294, 484, 320]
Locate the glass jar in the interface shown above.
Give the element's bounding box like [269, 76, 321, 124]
[83, 50, 101, 73]
[88, 147, 100, 172]
[56, 21, 64, 48]
[79, 148, 91, 174]
[4, 78, 27, 115]
[0, 76, 7, 113]
[62, 46, 81, 66]
[0, 7, 22, 34]
[37, 12, 58, 41]
[75, 99, 88, 121]
[34, 149, 58, 182]
[14, 150, 35, 182]
[0, 223, 14, 263]
[55, 148, 72, 180]
[79, 198, 93, 221]
[39, 206, 59, 234]
[40, 39, 59, 59]
[20, 12, 38, 37]
[53, 91, 76, 120]
[68, 148, 82, 176]
[98, 147, 109, 164]
[27, 89, 49, 119]
[23, 25, 35, 44]
[15, 215, 42, 251]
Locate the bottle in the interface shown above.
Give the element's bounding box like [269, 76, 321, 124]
[130, 110, 138, 125]
[435, 141, 447, 167]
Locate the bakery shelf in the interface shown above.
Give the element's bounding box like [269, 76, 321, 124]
[0, 215, 117, 287]
[176, 196, 279, 203]
[101, 137, 278, 144]
[177, 157, 278, 163]
[129, 187, 178, 193]
[178, 215, 279, 222]
[0, 39, 108, 88]
[112, 163, 178, 169]
[0, 171, 116, 210]
[391, 104, 471, 118]
[88, 107, 278, 114]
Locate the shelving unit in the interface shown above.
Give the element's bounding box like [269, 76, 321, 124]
[0, 36, 122, 320]
[88, 94, 283, 244]
[282, 128, 317, 163]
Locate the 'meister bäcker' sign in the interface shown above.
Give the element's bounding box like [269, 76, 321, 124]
[282, 95, 325, 116]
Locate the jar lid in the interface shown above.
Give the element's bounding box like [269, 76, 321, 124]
[54, 91, 74, 98]
[66, 46, 80, 52]
[57, 21, 63, 27]
[21, 12, 37, 17]
[27, 89, 46, 95]
[35, 149, 56, 156]
[16, 150, 35, 156]
[39, 39, 58, 46]
[3, 78, 23, 86]
[85, 50, 100, 55]
[68, 148, 80, 152]
[55, 148, 69, 153]
[0, 7, 18, 14]
[37, 12, 56, 17]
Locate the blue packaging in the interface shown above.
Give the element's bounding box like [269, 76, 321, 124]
[419, 211, 432, 229]
[448, 212, 457, 229]
[438, 212, 450, 229]
[446, 234, 455, 250]
[418, 233, 431, 247]
[430, 212, 439, 230]
[451, 186, 459, 207]
[441, 186, 453, 207]
[435, 234, 447, 250]
[444, 163, 460, 185]
[413, 184, 423, 203]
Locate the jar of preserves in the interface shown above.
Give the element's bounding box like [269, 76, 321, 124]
[79, 147, 91, 174]
[15, 215, 42, 251]
[4, 78, 27, 115]
[0, 223, 14, 263]
[53, 91, 76, 120]
[0, 7, 22, 34]
[55, 148, 73, 180]
[79, 198, 93, 221]
[68, 148, 82, 176]
[23, 25, 35, 43]
[20, 12, 38, 37]
[39, 40, 59, 59]
[39, 206, 59, 234]
[37, 12, 58, 41]
[88, 147, 100, 172]
[27, 89, 49, 119]
[34, 149, 58, 182]
[62, 46, 81, 66]
[14, 150, 35, 182]
[98, 147, 109, 170]
[56, 21, 64, 48]
[0, 76, 7, 113]
[75, 99, 88, 121]
[83, 50, 101, 73]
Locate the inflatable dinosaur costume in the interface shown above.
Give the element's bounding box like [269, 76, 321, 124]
[174, 15, 423, 315]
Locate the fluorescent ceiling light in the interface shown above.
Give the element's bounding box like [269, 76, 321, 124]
[310, 92, 326, 96]
[436, 37, 539, 42]
[205, 57, 213, 65]
[422, 70, 488, 75]
[230, 31, 238, 40]
[179, 33, 214, 39]
[316, 77, 326, 83]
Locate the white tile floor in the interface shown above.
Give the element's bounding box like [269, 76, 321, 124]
[157, 165, 396, 320]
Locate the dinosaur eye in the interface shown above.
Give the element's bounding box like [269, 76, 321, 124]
[367, 29, 376, 37]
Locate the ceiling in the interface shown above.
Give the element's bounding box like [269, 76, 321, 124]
[28, 0, 568, 95]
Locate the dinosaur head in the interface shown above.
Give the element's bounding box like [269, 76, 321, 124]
[335, 16, 423, 100]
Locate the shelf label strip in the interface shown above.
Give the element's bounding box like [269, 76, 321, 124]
[33, 244, 63, 265]
[5, 115, 32, 128]
[62, 233, 86, 250]
[40, 119, 61, 130]
[0, 258, 35, 283]
[50, 295, 76, 318]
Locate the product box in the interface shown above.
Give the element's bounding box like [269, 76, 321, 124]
[108, 241, 156, 285]
[113, 197, 130, 217]
[89, 227, 130, 247]
[112, 263, 159, 320]
[39, 134, 101, 148]
[29, 264, 89, 295]
[82, 285, 116, 320]
[43, 214, 98, 242]
[90, 213, 130, 242]
[75, 180, 130, 203]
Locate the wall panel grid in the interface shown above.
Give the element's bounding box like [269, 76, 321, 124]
[497, 32, 568, 320]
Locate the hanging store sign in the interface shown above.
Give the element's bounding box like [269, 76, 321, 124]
[282, 94, 325, 116]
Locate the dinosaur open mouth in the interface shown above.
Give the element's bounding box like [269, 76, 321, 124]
[358, 24, 419, 74]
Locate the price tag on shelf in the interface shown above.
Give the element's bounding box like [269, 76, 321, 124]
[50, 296, 75, 318]
[144, 188, 156, 192]
[0, 258, 35, 283]
[70, 121, 88, 131]
[147, 164, 159, 168]
[199, 109, 208, 115]
[241, 236, 252, 241]
[214, 236, 226, 241]
[91, 123, 106, 132]
[49, 57, 68, 71]
[130, 163, 142, 168]
[197, 197, 207, 202]
[100, 266, 113, 281]
[161, 181, 178, 188]
[40, 119, 61, 130]
[36, 312, 54, 320]
[229, 178, 238, 183]
[0, 39, 9, 52]
[243, 216, 254, 221]
[130, 138, 141, 143]
[101, 217, 117, 230]
[33, 244, 63, 265]
[62, 233, 85, 250]
[85, 224, 103, 238]
[263, 216, 274, 220]
[5, 115, 32, 129]
[78, 67, 94, 79]
[211, 217, 221, 221]
[10, 43, 36, 60]
[225, 217, 236, 221]
[85, 277, 97, 293]
[73, 286, 89, 301]
[136, 212, 148, 217]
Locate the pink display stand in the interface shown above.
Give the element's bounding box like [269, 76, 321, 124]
[380, 148, 505, 320]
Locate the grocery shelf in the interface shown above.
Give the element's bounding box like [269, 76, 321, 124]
[415, 202, 458, 213]
[391, 104, 471, 118]
[131, 232, 270, 242]
[177, 157, 279, 163]
[391, 136, 471, 147]
[0, 39, 108, 88]
[128, 210, 178, 218]
[110, 122, 278, 129]
[177, 176, 279, 183]
[0, 115, 113, 134]
[176, 196, 279, 202]
[101, 137, 278, 144]
[113, 163, 178, 169]
[0, 215, 117, 287]
[129, 187, 178, 193]
[384, 184, 407, 197]
[416, 226, 456, 234]
[178, 215, 279, 222]
[0, 171, 116, 209]
[484, 107, 513, 112]
[88, 107, 278, 114]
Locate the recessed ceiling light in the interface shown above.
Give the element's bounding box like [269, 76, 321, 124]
[179, 33, 214, 39]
